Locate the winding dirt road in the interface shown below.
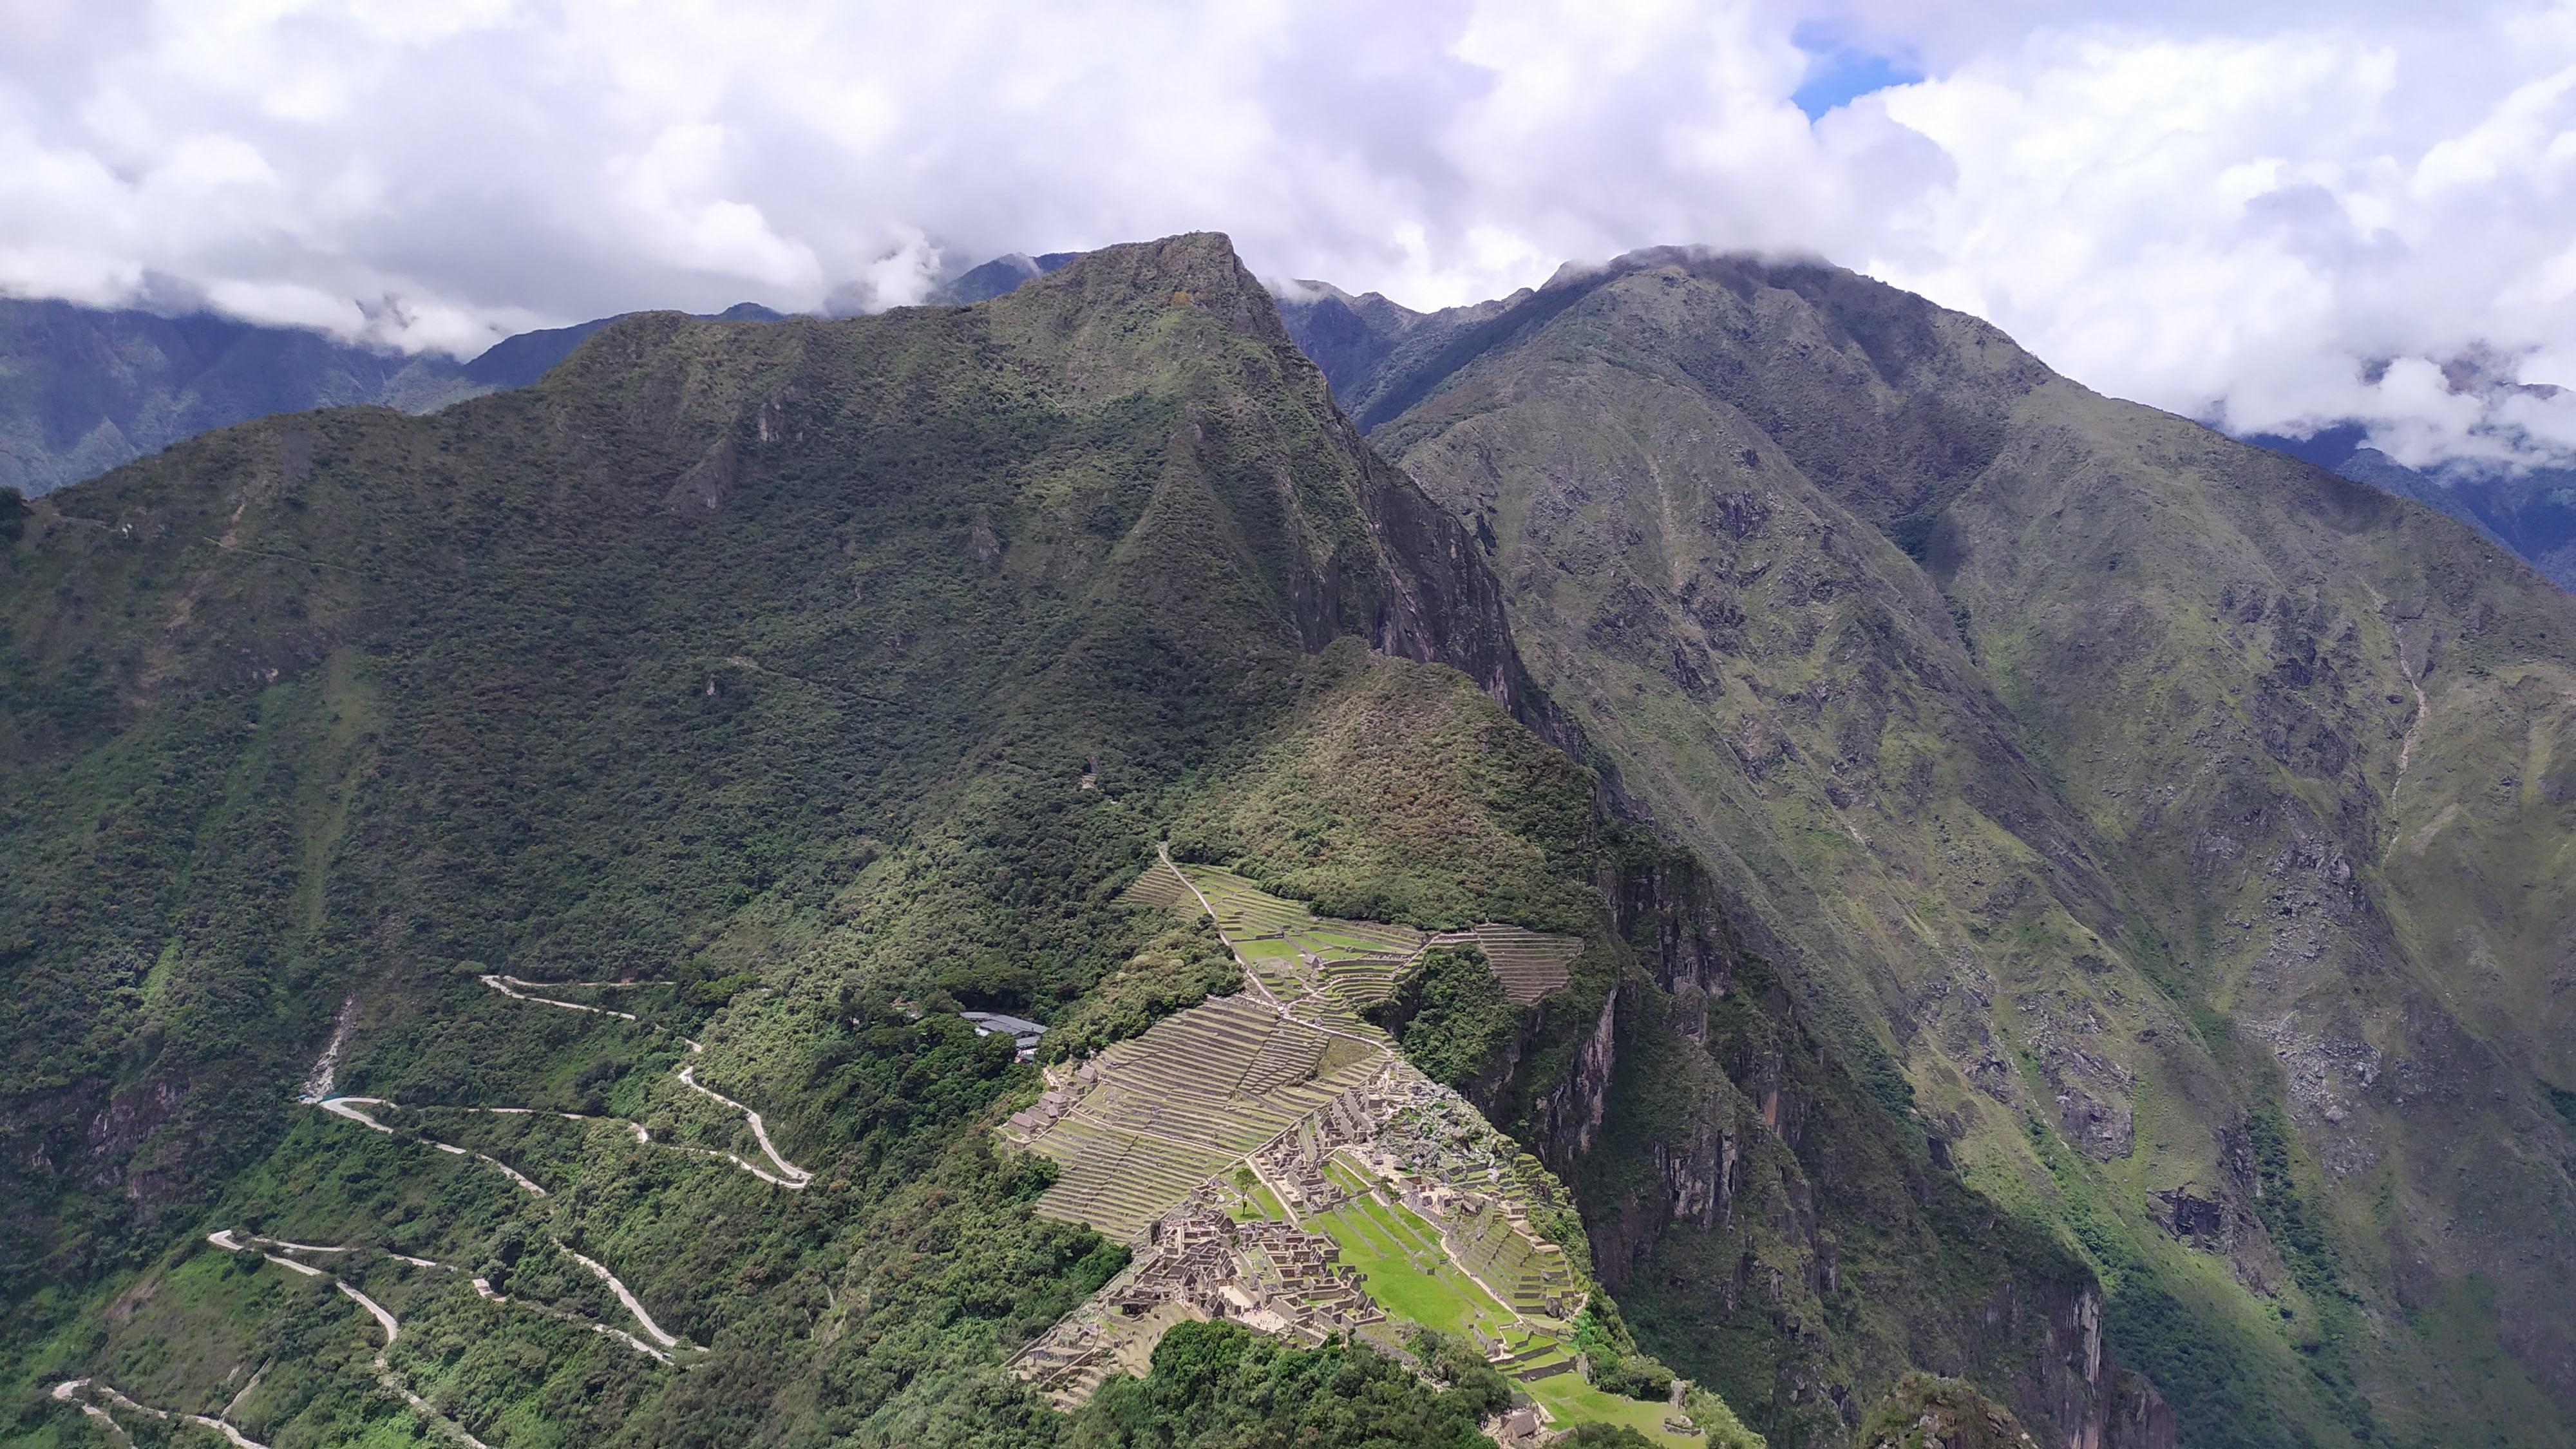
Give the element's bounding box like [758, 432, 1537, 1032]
[196, 1226, 668, 1443]
[470, 972, 814, 1188]
[318, 1097, 550, 1197]
[561, 1244, 681, 1349]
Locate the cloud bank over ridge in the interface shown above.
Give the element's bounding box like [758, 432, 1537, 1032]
[5, 0, 2573, 468]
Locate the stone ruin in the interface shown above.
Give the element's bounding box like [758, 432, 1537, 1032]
[1114, 1190, 1384, 1343]
[1011, 1185, 1388, 1406]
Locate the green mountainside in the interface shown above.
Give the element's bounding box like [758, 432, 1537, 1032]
[8, 227, 2568, 1449]
[0, 234, 1859, 1449]
[1287, 247, 2576, 1448]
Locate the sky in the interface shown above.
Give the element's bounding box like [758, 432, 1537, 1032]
[4, 0, 2574, 471]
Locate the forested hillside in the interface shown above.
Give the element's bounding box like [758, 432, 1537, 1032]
[1287, 249, 2576, 1448]
[10, 227, 2563, 1449]
[0, 234, 1638, 1444]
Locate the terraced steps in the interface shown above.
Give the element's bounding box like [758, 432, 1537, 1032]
[1314, 956, 1406, 1010]
[1452, 1201, 1575, 1314]
[1467, 925, 1582, 1005]
[1182, 866, 1315, 936]
[1301, 919, 1425, 954]
[1031, 994, 1382, 1240]
[1238, 1023, 1329, 1095]
[1290, 990, 1373, 1036]
[1117, 860, 1197, 914]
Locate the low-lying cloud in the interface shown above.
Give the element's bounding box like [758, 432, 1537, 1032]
[5, 0, 2572, 469]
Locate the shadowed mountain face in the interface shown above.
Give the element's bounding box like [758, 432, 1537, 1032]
[0, 297, 489, 498]
[0, 298, 790, 499]
[457, 302, 789, 390]
[2248, 426, 2576, 596]
[1300, 249, 2576, 1448]
[930, 252, 1083, 305]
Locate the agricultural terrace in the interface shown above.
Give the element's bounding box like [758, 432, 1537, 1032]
[1039, 861, 1591, 1245]
[1460, 923, 1584, 1005]
[1021, 994, 1381, 1241]
[1153, 860, 1578, 1017]
[1012, 855, 1687, 1439]
[1114, 858, 1197, 913]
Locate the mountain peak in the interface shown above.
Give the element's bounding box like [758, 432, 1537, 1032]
[1016, 232, 1286, 339]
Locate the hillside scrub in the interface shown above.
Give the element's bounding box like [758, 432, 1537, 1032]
[1066, 1321, 1493, 1449]
[1369, 944, 1517, 1088]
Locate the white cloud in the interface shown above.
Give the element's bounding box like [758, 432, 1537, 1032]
[1, 0, 2572, 467]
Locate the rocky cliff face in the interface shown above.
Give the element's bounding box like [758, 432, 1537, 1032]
[1491, 831, 2174, 1449]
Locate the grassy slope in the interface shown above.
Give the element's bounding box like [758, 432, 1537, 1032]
[0, 234, 1581, 1445]
[1365, 252, 2576, 1447]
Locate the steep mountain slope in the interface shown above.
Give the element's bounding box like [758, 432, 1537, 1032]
[931, 253, 1081, 305]
[4, 234, 1870, 1448]
[1275, 279, 1528, 431]
[1320, 249, 2576, 1448]
[1156, 648, 2168, 1449]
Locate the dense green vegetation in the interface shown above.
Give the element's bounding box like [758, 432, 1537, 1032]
[21, 222, 2572, 1448]
[0, 235, 1578, 1446]
[1067, 1321, 1495, 1449]
[1570, 1301, 1676, 1402]
[1369, 944, 1517, 1088]
[1855, 1373, 2035, 1449]
[1, 234, 1792, 1449]
[1036, 916, 1240, 1061]
[1165, 639, 1601, 936]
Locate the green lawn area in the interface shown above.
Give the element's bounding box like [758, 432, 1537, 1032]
[1524, 1373, 1705, 1446]
[1234, 939, 1311, 999]
[1299, 1161, 1689, 1447]
[1313, 1195, 1513, 1341]
[1296, 931, 1388, 952]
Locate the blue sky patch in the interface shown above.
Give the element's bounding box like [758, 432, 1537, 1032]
[1791, 33, 1922, 120]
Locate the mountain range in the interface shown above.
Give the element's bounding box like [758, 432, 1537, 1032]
[5, 236, 2573, 1449]
[12, 267, 2571, 610]
[0, 297, 788, 501]
[2246, 424, 2576, 595]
